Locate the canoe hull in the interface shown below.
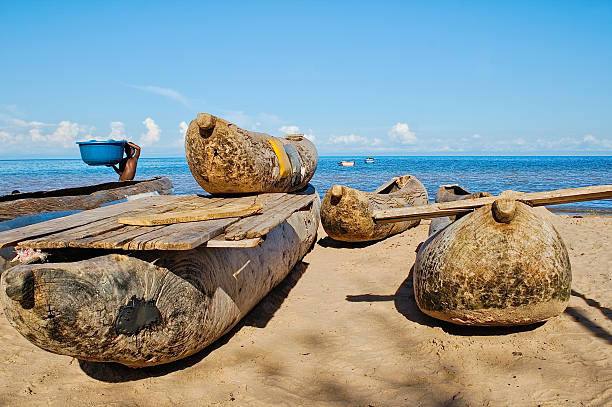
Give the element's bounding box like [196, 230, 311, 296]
[1, 195, 320, 367]
[321, 175, 428, 242]
[0, 177, 173, 222]
[414, 201, 571, 326]
[185, 113, 318, 194]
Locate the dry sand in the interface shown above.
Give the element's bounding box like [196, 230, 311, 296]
[0, 213, 610, 406]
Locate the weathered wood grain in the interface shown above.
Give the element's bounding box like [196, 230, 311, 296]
[321, 175, 429, 242]
[223, 194, 315, 240]
[0, 177, 173, 222]
[1, 194, 321, 367]
[16, 196, 208, 249]
[414, 199, 571, 326]
[0, 195, 180, 248]
[118, 202, 262, 226]
[375, 184, 612, 223]
[5, 189, 318, 250]
[185, 113, 318, 194]
[205, 236, 263, 248]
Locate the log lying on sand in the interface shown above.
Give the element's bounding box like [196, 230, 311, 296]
[185, 113, 318, 194]
[1, 196, 320, 367]
[321, 175, 428, 242]
[428, 184, 491, 236]
[414, 191, 571, 326]
[0, 177, 173, 222]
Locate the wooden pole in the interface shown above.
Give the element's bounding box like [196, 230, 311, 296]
[373, 184, 612, 224]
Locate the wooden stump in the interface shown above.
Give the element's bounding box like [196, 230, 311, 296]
[414, 199, 571, 326]
[1, 196, 320, 367]
[321, 175, 428, 242]
[185, 113, 318, 194]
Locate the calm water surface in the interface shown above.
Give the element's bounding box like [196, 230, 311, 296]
[1, 156, 611, 213]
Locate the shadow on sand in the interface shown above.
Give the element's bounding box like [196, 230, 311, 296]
[317, 236, 380, 249]
[565, 289, 612, 344]
[346, 264, 544, 336]
[79, 261, 310, 382]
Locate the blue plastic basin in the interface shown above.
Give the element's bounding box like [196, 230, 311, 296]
[76, 140, 127, 166]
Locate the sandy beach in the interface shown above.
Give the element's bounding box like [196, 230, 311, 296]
[0, 211, 610, 406]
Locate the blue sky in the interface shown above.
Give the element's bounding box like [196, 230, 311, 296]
[1, 0, 611, 158]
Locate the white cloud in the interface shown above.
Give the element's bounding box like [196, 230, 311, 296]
[279, 125, 300, 134]
[583, 134, 596, 143]
[179, 121, 188, 137]
[472, 134, 481, 139]
[129, 85, 190, 107]
[174, 121, 189, 147]
[388, 123, 417, 144]
[107, 121, 127, 140]
[139, 117, 161, 146]
[7, 120, 94, 147]
[49, 121, 82, 147]
[330, 134, 368, 145]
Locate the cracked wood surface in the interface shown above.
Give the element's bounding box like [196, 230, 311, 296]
[0, 188, 317, 250]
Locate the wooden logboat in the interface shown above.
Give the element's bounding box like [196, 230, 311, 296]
[0, 177, 173, 222]
[0, 190, 320, 367]
[414, 189, 571, 326]
[185, 113, 318, 194]
[321, 175, 428, 242]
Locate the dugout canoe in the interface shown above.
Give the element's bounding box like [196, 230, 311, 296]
[414, 190, 571, 326]
[185, 113, 318, 194]
[321, 175, 428, 242]
[0, 177, 173, 222]
[1, 194, 320, 367]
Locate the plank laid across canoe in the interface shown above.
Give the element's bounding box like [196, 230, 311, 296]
[0, 189, 318, 250]
[185, 113, 318, 194]
[0, 177, 173, 222]
[374, 184, 612, 223]
[1, 192, 321, 367]
[321, 175, 428, 242]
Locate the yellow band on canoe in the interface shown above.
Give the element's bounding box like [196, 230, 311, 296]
[267, 138, 291, 178]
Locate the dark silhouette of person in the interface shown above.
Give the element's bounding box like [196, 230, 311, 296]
[111, 142, 141, 181]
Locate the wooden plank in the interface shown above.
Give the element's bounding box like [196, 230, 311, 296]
[0, 195, 182, 248]
[142, 218, 239, 250]
[69, 225, 167, 249]
[373, 185, 612, 223]
[224, 194, 315, 240]
[205, 236, 263, 248]
[17, 195, 210, 249]
[117, 202, 261, 226]
[222, 195, 302, 240]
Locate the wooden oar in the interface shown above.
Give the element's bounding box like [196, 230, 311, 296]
[373, 184, 612, 224]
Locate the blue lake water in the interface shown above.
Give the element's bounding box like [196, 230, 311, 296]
[1, 156, 611, 213]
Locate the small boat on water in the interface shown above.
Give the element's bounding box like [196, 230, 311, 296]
[185, 113, 318, 194]
[364, 157, 374, 163]
[413, 185, 571, 326]
[338, 160, 355, 167]
[0, 177, 173, 222]
[321, 175, 428, 242]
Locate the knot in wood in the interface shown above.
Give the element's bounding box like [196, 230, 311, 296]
[492, 198, 517, 223]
